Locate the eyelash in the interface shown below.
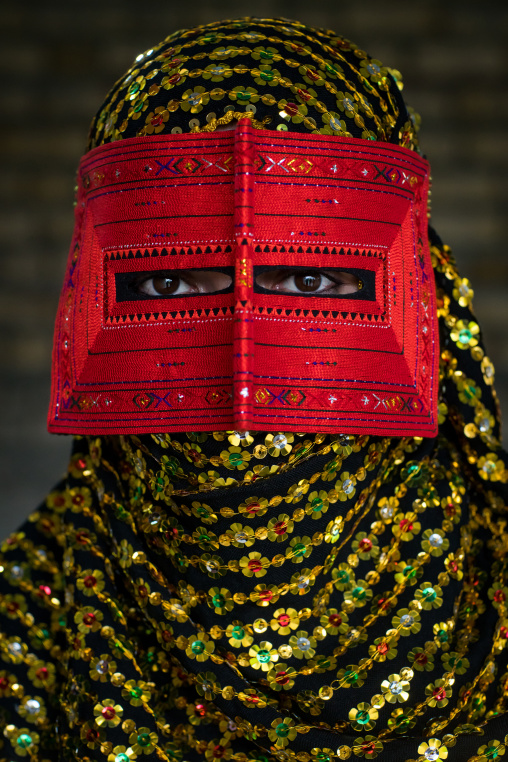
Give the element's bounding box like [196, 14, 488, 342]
[268, 270, 354, 291]
[277, 270, 338, 283]
[133, 273, 191, 290]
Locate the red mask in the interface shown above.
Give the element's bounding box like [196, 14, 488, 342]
[48, 119, 438, 436]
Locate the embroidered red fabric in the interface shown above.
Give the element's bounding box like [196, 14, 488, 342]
[48, 120, 438, 436]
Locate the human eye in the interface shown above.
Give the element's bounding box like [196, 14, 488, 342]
[130, 269, 233, 298]
[255, 268, 362, 295]
[135, 271, 196, 296]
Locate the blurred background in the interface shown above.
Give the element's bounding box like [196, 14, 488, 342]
[1, 0, 507, 537]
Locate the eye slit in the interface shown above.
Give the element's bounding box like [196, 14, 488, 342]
[122, 268, 234, 300]
[254, 268, 362, 296]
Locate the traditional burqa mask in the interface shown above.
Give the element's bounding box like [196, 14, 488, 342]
[48, 19, 438, 438]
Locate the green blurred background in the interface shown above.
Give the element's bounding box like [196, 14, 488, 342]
[1, 0, 507, 536]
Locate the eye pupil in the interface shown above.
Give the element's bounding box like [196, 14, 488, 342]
[153, 276, 179, 294]
[296, 272, 321, 292]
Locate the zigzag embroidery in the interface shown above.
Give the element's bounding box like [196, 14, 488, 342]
[253, 245, 384, 257]
[104, 244, 233, 260]
[104, 305, 235, 324]
[104, 245, 385, 259]
[251, 305, 386, 321]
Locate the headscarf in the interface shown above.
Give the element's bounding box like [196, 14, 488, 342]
[87, 17, 418, 150]
[1, 18, 508, 762]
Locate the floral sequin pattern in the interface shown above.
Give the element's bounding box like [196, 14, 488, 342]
[2, 349, 507, 762]
[88, 17, 420, 150]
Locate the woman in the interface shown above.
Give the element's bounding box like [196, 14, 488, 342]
[1, 17, 507, 762]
